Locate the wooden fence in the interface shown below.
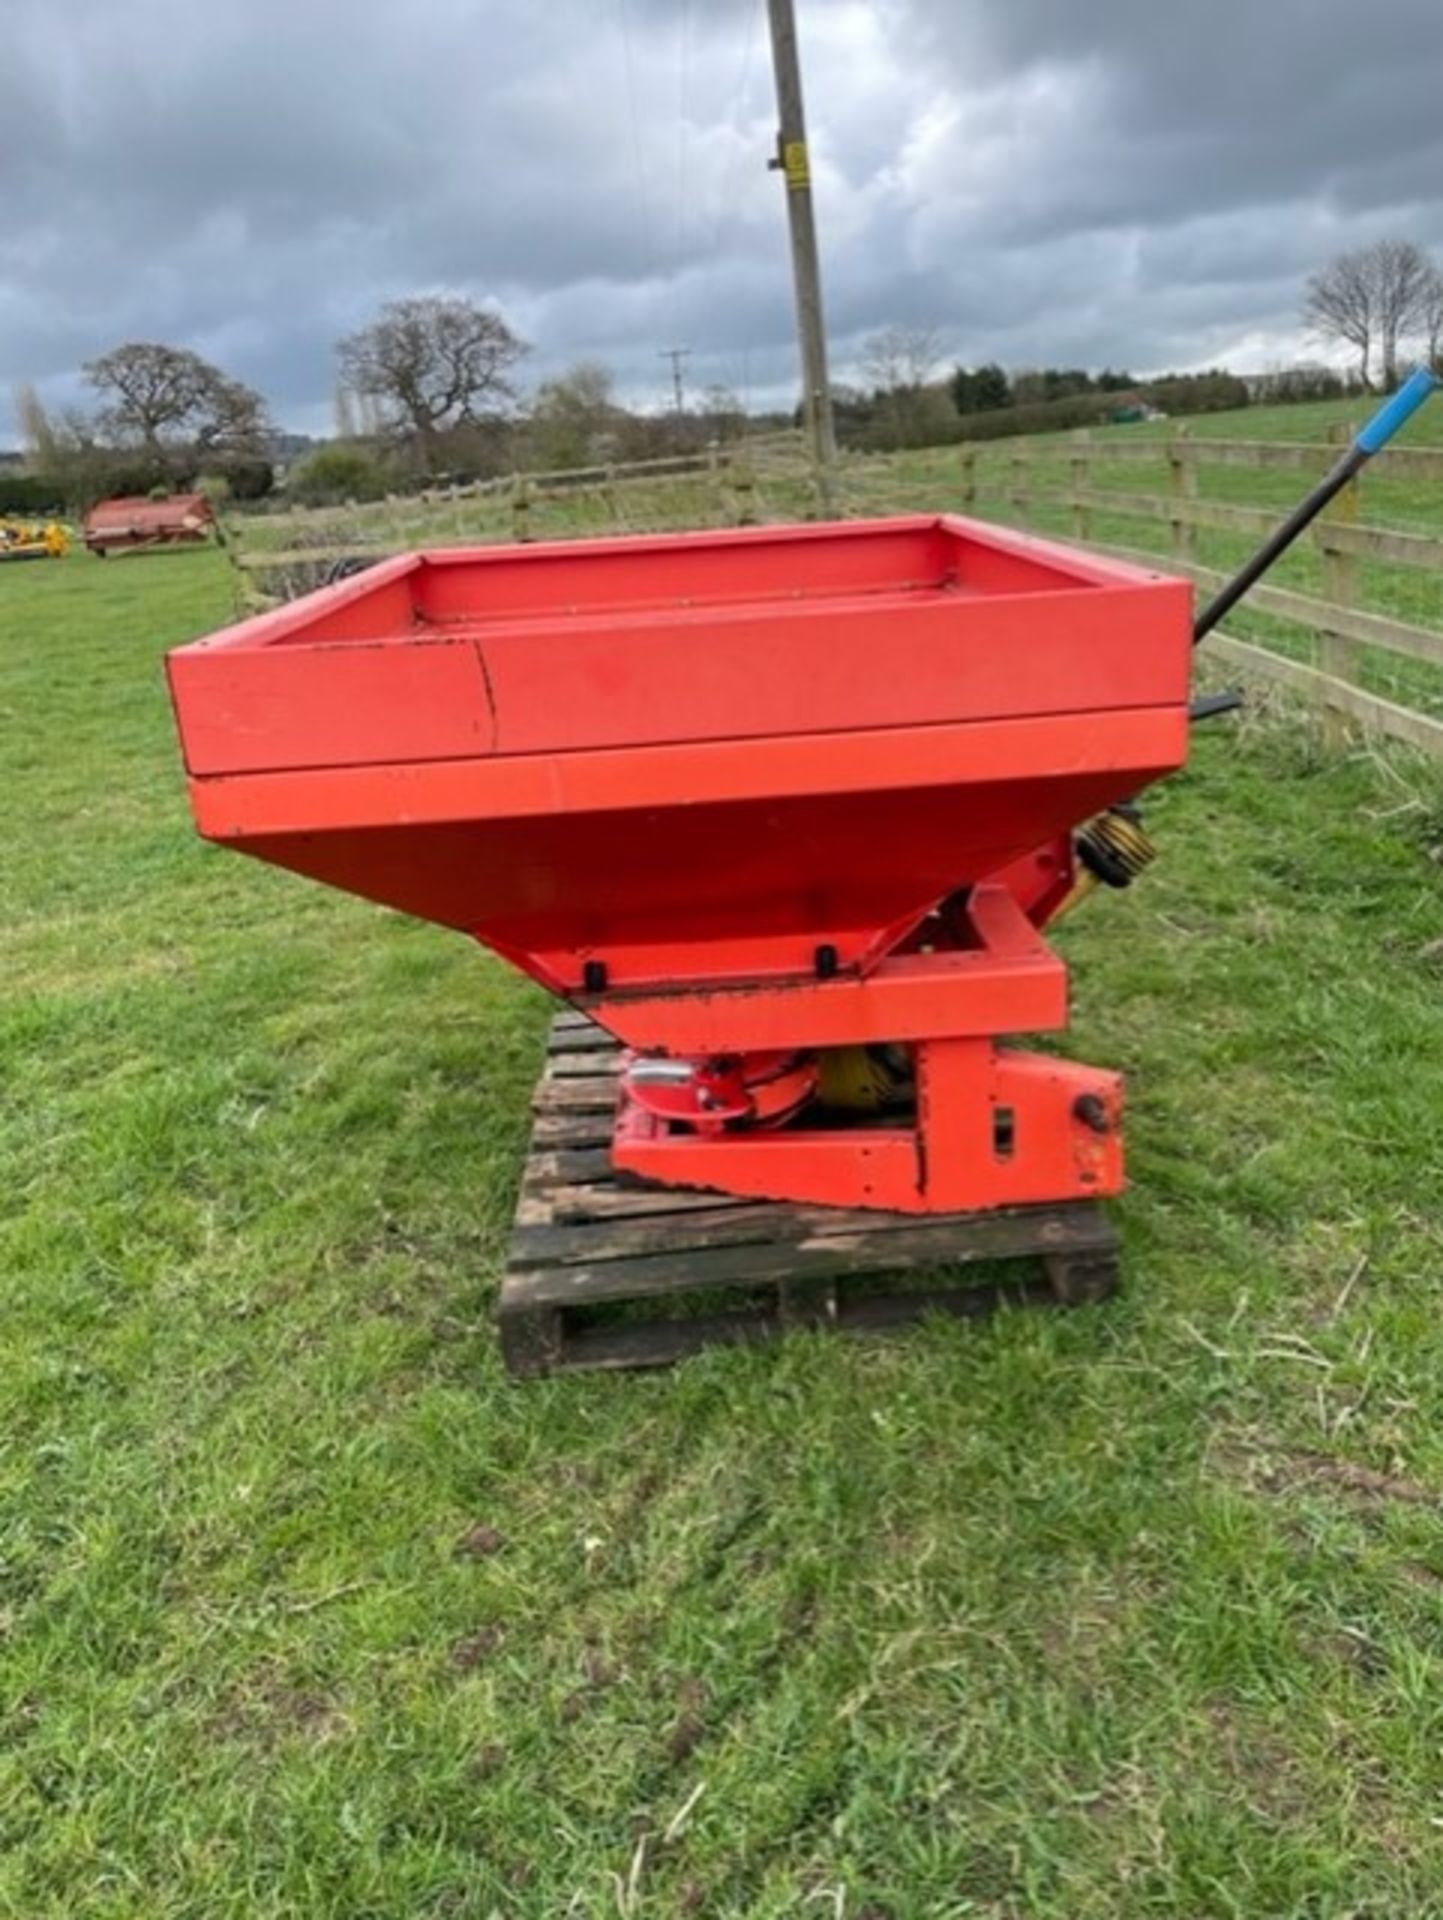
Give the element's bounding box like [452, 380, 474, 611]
[223, 436, 815, 604]
[223, 420, 1443, 760]
[953, 426, 1443, 758]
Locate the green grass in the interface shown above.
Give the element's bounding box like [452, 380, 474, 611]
[7, 515, 1443, 1916]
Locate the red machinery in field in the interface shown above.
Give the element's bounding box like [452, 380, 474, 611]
[167, 516, 1191, 1214]
[84, 492, 215, 556]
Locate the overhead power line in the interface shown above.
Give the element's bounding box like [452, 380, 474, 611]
[658, 345, 692, 416]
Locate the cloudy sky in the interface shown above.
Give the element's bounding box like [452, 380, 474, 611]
[4, 0, 1443, 440]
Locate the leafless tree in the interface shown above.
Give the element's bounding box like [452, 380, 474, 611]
[85, 342, 205, 445]
[862, 324, 943, 396]
[533, 358, 616, 423]
[1303, 240, 1438, 389]
[862, 325, 945, 449]
[193, 375, 268, 456]
[529, 360, 621, 468]
[1302, 249, 1376, 386]
[697, 382, 747, 441]
[83, 342, 268, 453]
[1422, 267, 1443, 375]
[12, 382, 57, 464]
[332, 382, 360, 441]
[16, 403, 118, 508]
[1372, 239, 1435, 388]
[338, 296, 528, 463]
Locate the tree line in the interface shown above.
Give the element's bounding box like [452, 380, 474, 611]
[11, 237, 1440, 512]
[829, 325, 1253, 454]
[831, 237, 1443, 455]
[7, 297, 762, 512]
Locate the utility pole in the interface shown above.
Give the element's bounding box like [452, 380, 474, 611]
[766, 0, 837, 510]
[658, 345, 691, 420]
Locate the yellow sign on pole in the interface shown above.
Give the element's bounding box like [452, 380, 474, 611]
[782, 139, 810, 190]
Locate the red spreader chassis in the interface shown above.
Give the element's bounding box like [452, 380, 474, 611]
[167, 516, 1191, 1214]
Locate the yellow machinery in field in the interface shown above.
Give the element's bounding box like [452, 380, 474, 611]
[0, 518, 68, 561]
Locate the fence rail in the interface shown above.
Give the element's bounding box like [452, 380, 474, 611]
[954, 425, 1443, 758]
[222, 436, 811, 607]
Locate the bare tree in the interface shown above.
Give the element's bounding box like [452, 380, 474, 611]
[1303, 240, 1438, 389]
[192, 375, 268, 456]
[862, 324, 943, 396]
[697, 382, 747, 441]
[1371, 239, 1435, 388]
[333, 382, 360, 441]
[337, 296, 528, 463]
[529, 359, 621, 468]
[862, 325, 945, 449]
[84, 342, 268, 453]
[1420, 266, 1443, 375]
[12, 381, 58, 465]
[354, 386, 385, 439]
[16, 404, 114, 510]
[533, 358, 616, 421]
[1303, 249, 1376, 387]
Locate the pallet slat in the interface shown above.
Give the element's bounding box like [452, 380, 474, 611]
[508, 1204, 1113, 1308]
[513, 1192, 1107, 1269]
[497, 1019, 1119, 1375]
[548, 1049, 622, 1077]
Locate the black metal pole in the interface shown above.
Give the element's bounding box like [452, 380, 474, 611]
[1192, 367, 1436, 650]
[1192, 446, 1364, 645]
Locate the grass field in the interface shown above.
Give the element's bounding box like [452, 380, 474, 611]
[6, 448, 1443, 1915]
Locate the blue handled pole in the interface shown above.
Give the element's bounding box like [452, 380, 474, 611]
[1192, 366, 1436, 648]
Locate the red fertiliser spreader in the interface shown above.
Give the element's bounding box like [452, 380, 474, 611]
[166, 376, 1438, 1369]
[168, 517, 1188, 1315]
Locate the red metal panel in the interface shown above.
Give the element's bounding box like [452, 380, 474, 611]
[183, 716, 1181, 991]
[592, 886, 1067, 1050]
[471, 582, 1188, 756]
[614, 1039, 1123, 1212]
[183, 709, 1185, 837]
[168, 636, 496, 776]
[413, 519, 960, 621]
[406, 515, 1177, 623]
[168, 517, 1190, 765]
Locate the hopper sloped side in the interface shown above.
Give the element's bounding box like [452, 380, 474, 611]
[184, 707, 1186, 993]
[168, 518, 1193, 994]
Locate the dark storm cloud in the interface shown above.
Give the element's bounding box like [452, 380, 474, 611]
[3, 0, 1442, 439]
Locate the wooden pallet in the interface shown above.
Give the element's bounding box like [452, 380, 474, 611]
[497, 1012, 1120, 1376]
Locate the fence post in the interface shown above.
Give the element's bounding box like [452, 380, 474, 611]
[732, 458, 758, 527]
[1009, 443, 1030, 521]
[384, 493, 406, 550]
[1167, 424, 1196, 565]
[1315, 421, 1360, 749]
[707, 443, 727, 528]
[959, 443, 976, 513]
[1069, 430, 1092, 543]
[511, 474, 533, 543]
